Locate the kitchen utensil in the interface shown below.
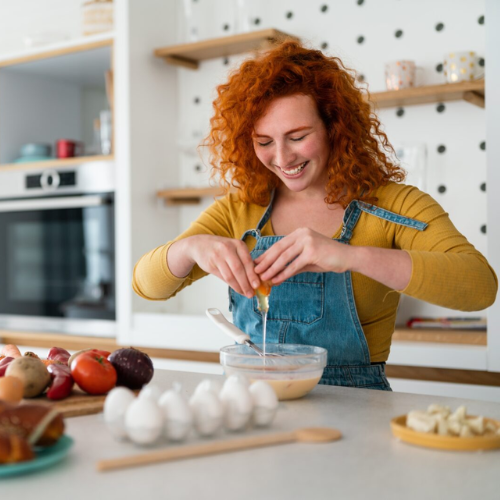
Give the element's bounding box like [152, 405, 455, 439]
[206, 308, 282, 357]
[220, 344, 327, 400]
[391, 415, 500, 451]
[96, 427, 341, 472]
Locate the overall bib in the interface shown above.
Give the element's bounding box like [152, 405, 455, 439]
[229, 194, 427, 390]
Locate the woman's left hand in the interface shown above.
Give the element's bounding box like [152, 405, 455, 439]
[253, 228, 352, 284]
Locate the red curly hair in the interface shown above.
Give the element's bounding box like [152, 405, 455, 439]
[205, 40, 405, 207]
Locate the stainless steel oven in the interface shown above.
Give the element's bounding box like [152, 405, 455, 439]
[0, 161, 116, 337]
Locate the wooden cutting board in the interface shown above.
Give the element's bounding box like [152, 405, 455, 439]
[28, 389, 108, 418]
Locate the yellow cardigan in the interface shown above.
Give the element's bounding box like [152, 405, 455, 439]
[133, 182, 498, 362]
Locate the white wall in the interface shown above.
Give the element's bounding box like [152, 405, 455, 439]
[158, 0, 490, 324]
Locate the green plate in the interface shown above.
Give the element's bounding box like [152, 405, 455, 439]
[0, 435, 74, 477]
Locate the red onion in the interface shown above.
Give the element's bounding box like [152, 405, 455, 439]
[107, 347, 154, 389]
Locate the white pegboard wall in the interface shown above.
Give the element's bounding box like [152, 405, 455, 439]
[172, 0, 488, 320]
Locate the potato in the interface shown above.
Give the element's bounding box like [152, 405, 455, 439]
[5, 357, 51, 398]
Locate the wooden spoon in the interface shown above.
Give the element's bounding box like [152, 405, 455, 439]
[96, 427, 341, 472]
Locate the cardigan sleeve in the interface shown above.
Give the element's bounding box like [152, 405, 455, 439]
[384, 184, 498, 310]
[132, 195, 238, 301]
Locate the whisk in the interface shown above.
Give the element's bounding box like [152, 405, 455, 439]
[206, 308, 283, 357]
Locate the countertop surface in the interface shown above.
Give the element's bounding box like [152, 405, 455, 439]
[2, 369, 500, 500]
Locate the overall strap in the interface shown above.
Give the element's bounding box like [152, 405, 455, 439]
[356, 201, 428, 230]
[240, 190, 275, 242]
[339, 200, 428, 243]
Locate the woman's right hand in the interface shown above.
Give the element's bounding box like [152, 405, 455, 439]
[168, 235, 260, 298]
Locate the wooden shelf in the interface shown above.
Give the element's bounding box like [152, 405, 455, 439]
[0, 32, 114, 68]
[370, 79, 485, 109]
[392, 327, 486, 346]
[154, 28, 299, 69]
[157, 186, 230, 205]
[0, 155, 114, 171]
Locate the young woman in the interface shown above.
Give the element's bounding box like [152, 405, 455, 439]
[133, 41, 497, 390]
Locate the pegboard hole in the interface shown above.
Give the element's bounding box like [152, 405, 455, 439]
[436, 103, 446, 113]
[357, 35, 365, 44]
[478, 15, 485, 25]
[437, 185, 446, 194]
[286, 11, 293, 19]
[437, 145, 446, 154]
[480, 141, 486, 151]
[435, 22, 444, 32]
[394, 29, 403, 38]
[320, 4, 328, 13]
[435, 63, 444, 73]
[480, 182, 486, 192]
[396, 108, 405, 117]
[480, 225, 487, 234]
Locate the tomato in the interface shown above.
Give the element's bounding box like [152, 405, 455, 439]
[70, 352, 117, 395]
[90, 349, 111, 358]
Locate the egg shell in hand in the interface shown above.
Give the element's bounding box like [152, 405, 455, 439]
[250, 381, 278, 427]
[125, 396, 163, 445]
[220, 378, 254, 431]
[158, 388, 193, 441]
[104, 387, 136, 440]
[189, 389, 224, 437]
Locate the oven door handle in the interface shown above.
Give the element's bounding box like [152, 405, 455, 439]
[0, 195, 110, 212]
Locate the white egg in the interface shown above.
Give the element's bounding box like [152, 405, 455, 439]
[249, 381, 279, 427]
[125, 397, 163, 445]
[220, 378, 253, 431]
[158, 387, 193, 441]
[103, 387, 136, 440]
[139, 384, 162, 402]
[193, 378, 223, 397]
[189, 389, 224, 437]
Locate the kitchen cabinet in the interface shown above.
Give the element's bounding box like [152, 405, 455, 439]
[0, 33, 114, 166]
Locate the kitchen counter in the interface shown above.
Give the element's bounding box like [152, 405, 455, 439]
[2, 369, 500, 500]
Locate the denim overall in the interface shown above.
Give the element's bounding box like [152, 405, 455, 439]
[229, 193, 427, 390]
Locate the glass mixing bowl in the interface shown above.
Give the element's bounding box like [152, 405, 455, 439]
[220, 344, 327, 400]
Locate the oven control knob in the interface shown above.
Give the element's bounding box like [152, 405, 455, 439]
[40, 169, 61, 191]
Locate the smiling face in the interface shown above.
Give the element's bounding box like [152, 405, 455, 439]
[252, 94, 331, 196]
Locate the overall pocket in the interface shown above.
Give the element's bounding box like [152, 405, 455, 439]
[252, 272, 325, 325]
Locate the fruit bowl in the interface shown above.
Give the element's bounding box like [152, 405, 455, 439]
[219, 344, 327, 400]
